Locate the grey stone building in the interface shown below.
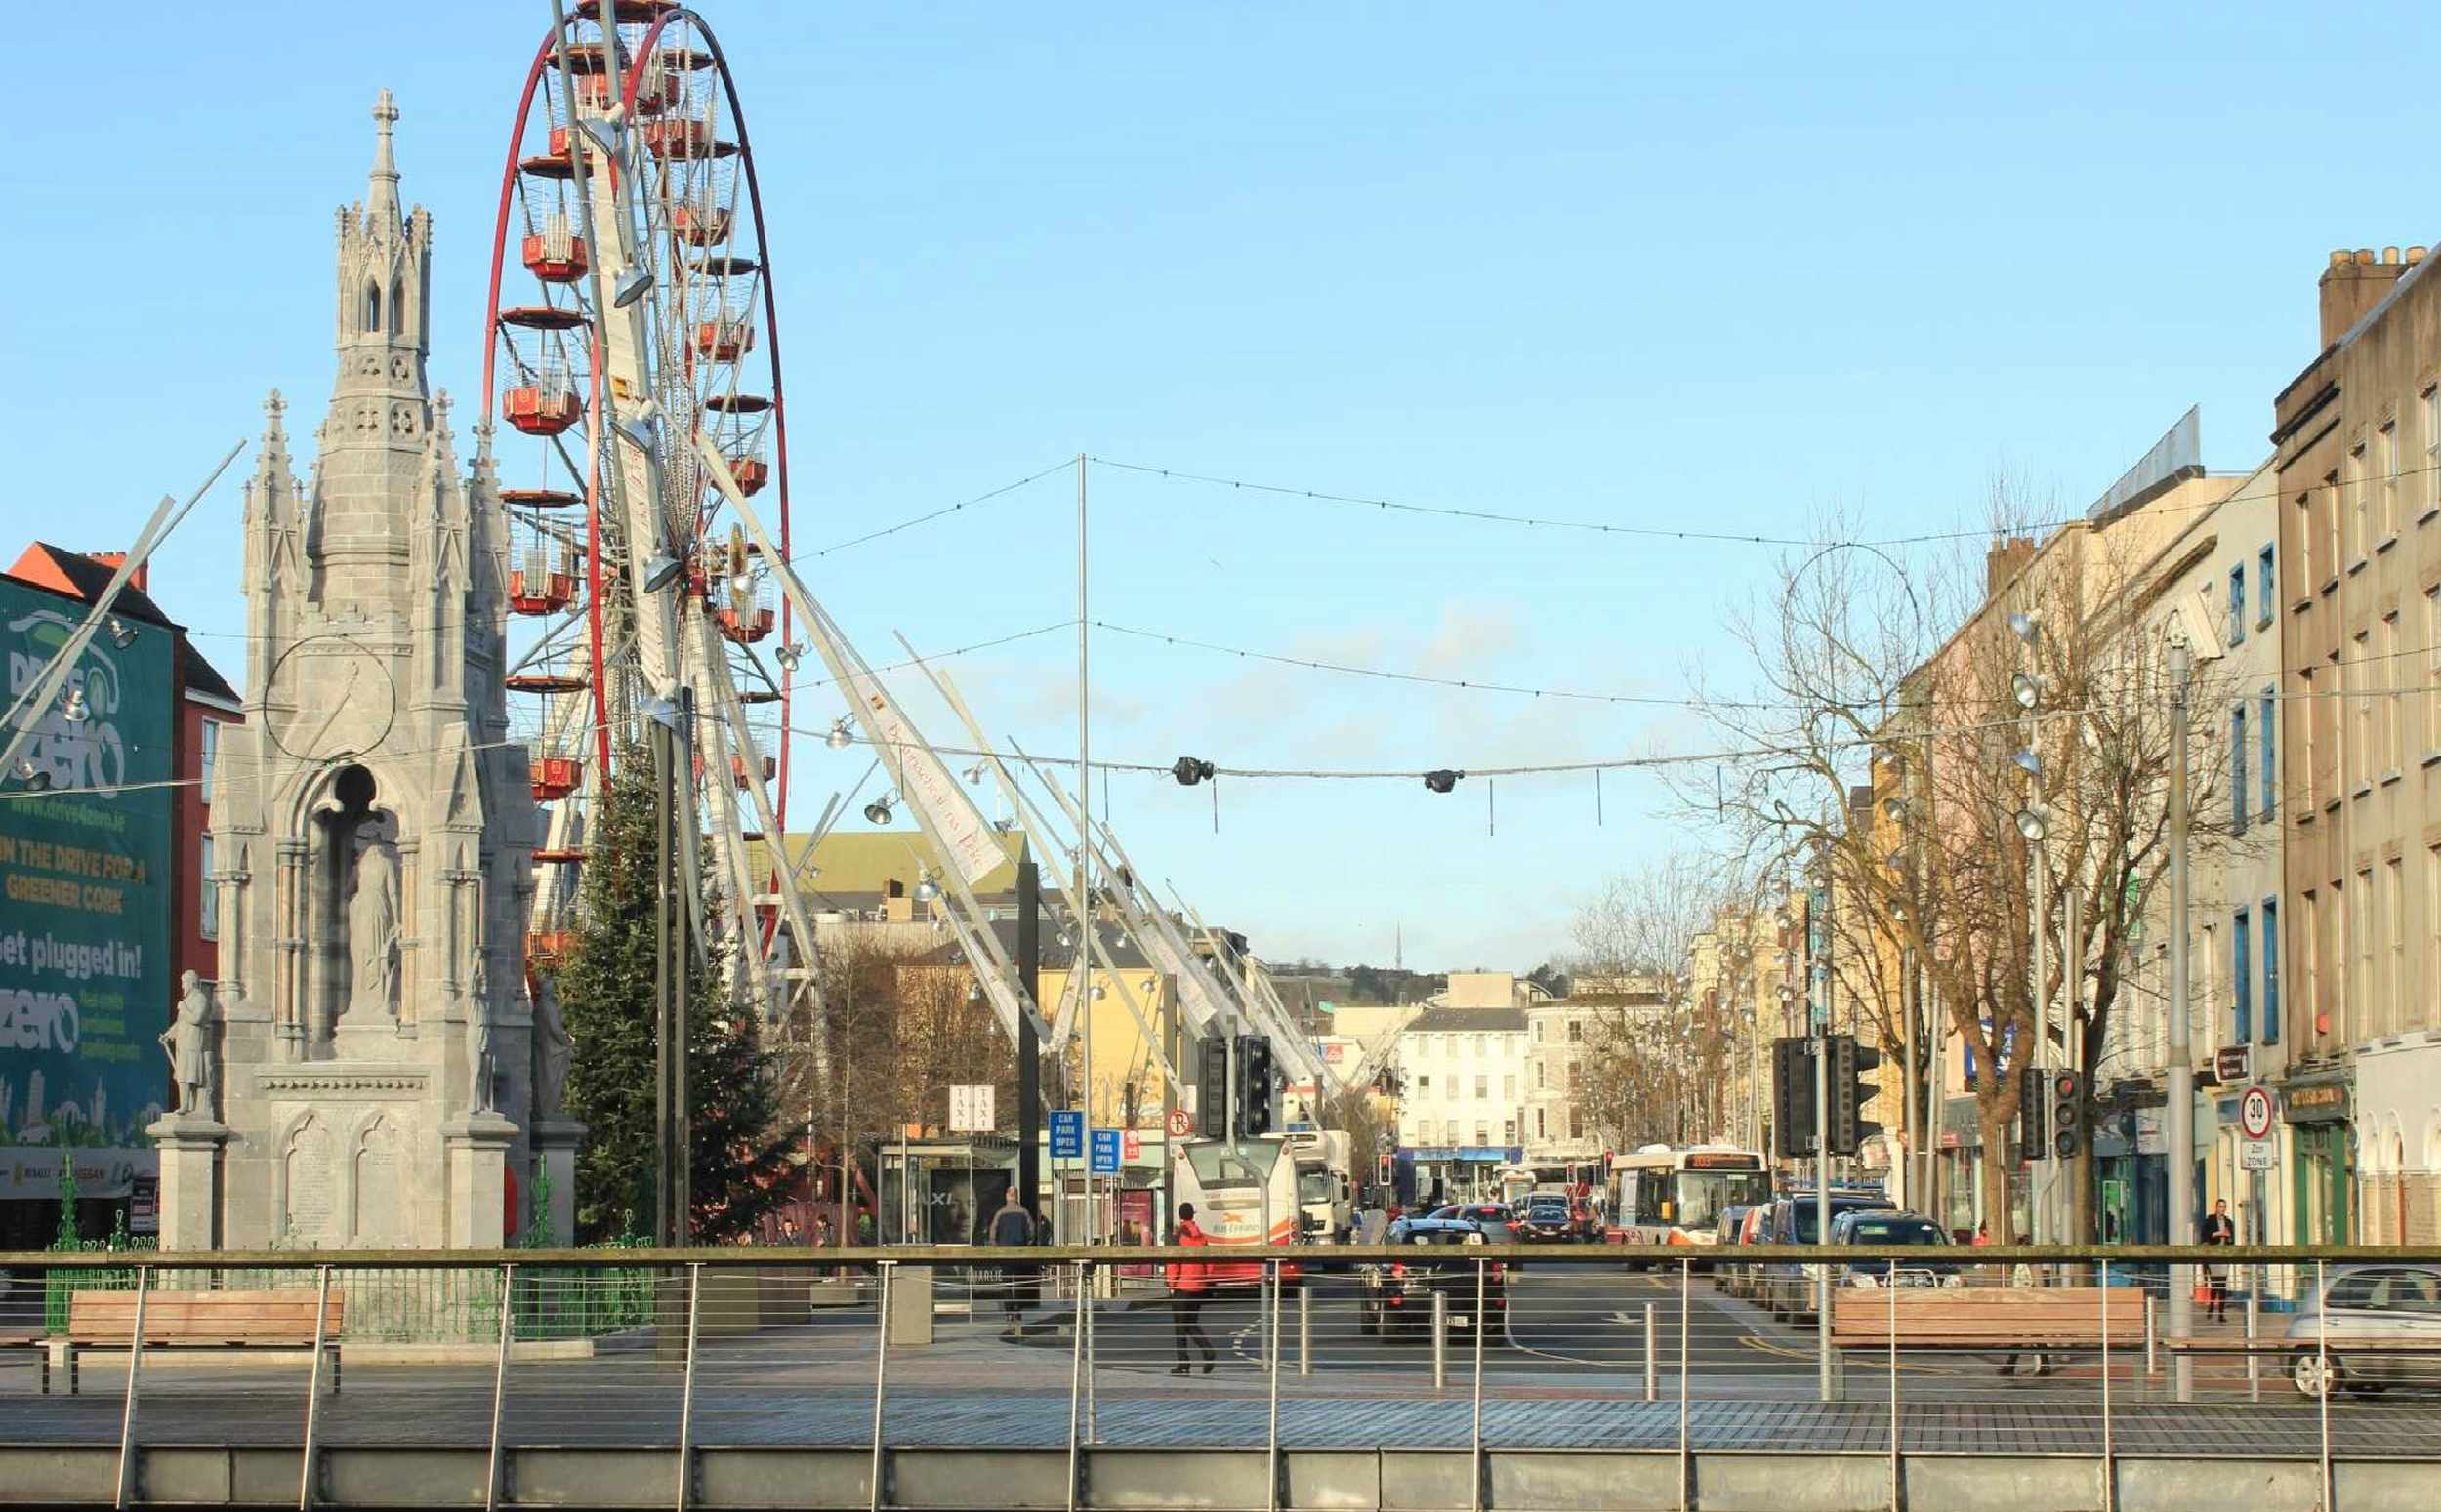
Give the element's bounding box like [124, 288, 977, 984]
[147, 94, 567, 1250]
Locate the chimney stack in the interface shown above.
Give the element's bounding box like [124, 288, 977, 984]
[2319, 246, 2413, 347]
[88, 551, 146, 593]
[1985, 535, 2036, 597]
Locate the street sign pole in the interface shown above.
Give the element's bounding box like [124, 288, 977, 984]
[2166, 637, 2196, 1404]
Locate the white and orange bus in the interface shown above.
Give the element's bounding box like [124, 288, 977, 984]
[1601, 1145, 1770, 1245]
[1172, 1136, 1305, 1285]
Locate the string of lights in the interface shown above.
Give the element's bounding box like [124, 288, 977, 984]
[785, 458, 1073, 562]
[1089, 454, 2441, 551]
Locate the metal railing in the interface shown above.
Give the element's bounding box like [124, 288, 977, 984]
[2, 1243, 2436, 1512]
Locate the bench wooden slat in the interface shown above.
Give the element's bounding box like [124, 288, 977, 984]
[1832, 1287, 2147, 1348]
[66, 1289, 345, 1346]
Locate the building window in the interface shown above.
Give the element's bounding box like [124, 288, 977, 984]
[1471, 1035, 1485, 1056]
[2233, 907, 2252, 1044]
[1566, 1019, 1583, 1043]
[1502, 1119, 1516, 1145]
[390, 281, 406, 337]
[199, 832, 218, 941]
[2227, 565, 2246, 644]
[1473, 1123, 1488, 1148]
[2297, 493, 2316, 590]
[2301, 666, 2318, 807]
[1532, 1021, 1544, 1042]
[2427, 586, 2441, 755]
[1416, 1075, 1430, 1095]
[2425, 386, 2440, 518]
[199, 718, 220, 794]
[2324, 473, 2342, 583]
[2351, 633, 2372, 792]
[2428, 847, 2441, 1007]
[2355, 867, 2375, 1041]
[2260, 897, 2279, 1046]
[2258, 545, 2275, 628]
[1569, 1109, 1584, 1140]
[1535, 1109, 1547, 1139]
[2347, 446, 2367, 566]
[2231, 705, 2248, 835]
[2379, 421, 2400, 540]
[2385, 857, 2404, 1035]
[1503, 1074, 1516, 1099]
[1568, 1061, 1582, 1092]
[363, 280, 382, 333]
[2300, 890, 2319, 1040]
[1473, 1075, 1487, 1099]
[2381, 612, 2402, 773]
[1533, 1062, 1544, 1089]
[2260, 690, 2276, 815]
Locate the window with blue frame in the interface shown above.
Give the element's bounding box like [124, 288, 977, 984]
[2261, 690, 2276, 815]
[2260, 897, 2280, 1045]
[2228, 565, 2247, 644]
[2231, 705, 2248, 834]
[2258, 545, 2275, 627]
[2233, 907, 2253, 1043]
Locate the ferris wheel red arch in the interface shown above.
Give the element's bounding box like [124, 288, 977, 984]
[476, 2, 798, 954]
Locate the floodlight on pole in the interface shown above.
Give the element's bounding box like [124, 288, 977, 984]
[2011, 673, 2042, 710]
[863, 793, 896, 826]
[2011, 749, 2043, 780]
[773, 642, 804, 672]
[2015, 805, 2049, 840]
[60, 687, 89, 723]
[14, 758, 51, 791]
[611, 266, 654, 309]
[1882, 797, 1906, 825]
[641, 552, 683, 593]
[825, 717, 854, 751]
[2007, 610, 2039, 644]
[912, 875, 941, 905]
[107, 617, 137, 648]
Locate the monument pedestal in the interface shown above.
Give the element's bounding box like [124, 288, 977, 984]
[145, 1114, 231, 1251]
[528, 1118, 585, 1245]
[442, 1111, 519, 1248]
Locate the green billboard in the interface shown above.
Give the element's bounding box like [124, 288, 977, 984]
[1, 576, 174, 1176]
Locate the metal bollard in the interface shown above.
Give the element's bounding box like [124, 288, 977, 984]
[2246, 1288, 2260, 1403]
[1298, 1283, 1312, 1377]
[1643, 1300, 1658, 1403]
[2143, 1292, 2157, 1378]
[1432, 1291, 1449, 1391]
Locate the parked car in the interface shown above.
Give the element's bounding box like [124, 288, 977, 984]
[1516, 1196, 1579, 1244]
[1359, 1218, 1511, 1338]
[2286, 1263, 2441, 1399]
[1827, 1209, 1963, 1289]
[1427, 1202, 1518, 1243]
[1756, 1192, 1897, 1323]
[1705, 1204, 1756, 1281]
[1725, 1205, 1771, 1299]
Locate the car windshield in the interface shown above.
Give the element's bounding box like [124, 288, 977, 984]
[1526, 1201, 1568, 1217]
[1406, 1228, 1481, 1246]
[1182, 1140, 1281, 1189]
[1296, 1165, 1336, 1205]
[1842, 1217, 1945, 1246]
[1789, 1201, 1890, 1244]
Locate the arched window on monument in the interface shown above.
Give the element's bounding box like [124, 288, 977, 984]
[390, 280, 405, 336]
[364, 280, 382, 333]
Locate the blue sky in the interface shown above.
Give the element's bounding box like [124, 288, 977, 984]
[6, 2, 2432, 970]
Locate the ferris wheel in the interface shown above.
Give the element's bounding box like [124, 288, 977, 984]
[479, 0, 810, 1016]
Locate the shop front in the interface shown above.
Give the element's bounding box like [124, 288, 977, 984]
[2282, 1072, 2352, 1245]
[2353, 1031, 2441, 1244]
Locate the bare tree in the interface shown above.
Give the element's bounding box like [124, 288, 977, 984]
[1567, 850, 1733, 1147]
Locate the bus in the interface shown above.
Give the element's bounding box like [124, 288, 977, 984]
[1602, 1145, 1770, 1245]
[1172, 1136, 1304, 1286]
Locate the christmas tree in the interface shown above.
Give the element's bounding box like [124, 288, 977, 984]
[556, 743, 789, 1243]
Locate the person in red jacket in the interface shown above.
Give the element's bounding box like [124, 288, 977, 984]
[1168, 1202, 1218, 1375]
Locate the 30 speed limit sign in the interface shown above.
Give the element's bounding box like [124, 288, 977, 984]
[2240, 1086, 2274, 1140]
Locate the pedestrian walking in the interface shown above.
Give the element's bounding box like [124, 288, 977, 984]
[2202, 1198, 2237, 1322]
[1168, 1201, 1217, 1375]
[991, 1188, 1037, 1337]
[1998, 1235, 2052, 1378]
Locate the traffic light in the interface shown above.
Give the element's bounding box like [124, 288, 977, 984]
[2016, 1062, 2048, 1162]
[1197, 1035, 1231, 1139]
[1235, 1036, 1275, 1137]
[1772, 1037, 1816, 1159]
[2049, 1070, 2086, 1159]
[1827, 1034, 1883, 1157]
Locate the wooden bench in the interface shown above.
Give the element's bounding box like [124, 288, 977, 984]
[1831, 1287, 2148, 1354]
[64, 1289, 344, 1396]
[3, 1326, 50, 1394]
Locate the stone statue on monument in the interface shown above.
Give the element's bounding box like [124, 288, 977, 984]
[467, 952, 498, 1114]
[159, 970, 218, 1119]
[344, 822, 401, 1023]
[532, 974, 572, 1120]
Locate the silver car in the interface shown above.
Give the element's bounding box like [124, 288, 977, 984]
[2285, 1263, 2441, 1399]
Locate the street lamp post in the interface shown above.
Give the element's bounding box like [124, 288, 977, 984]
[2009, 610, 2050, 1247]
[2167, 636, 2196, 1401]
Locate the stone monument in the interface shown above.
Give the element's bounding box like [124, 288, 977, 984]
[149, 93, 576, 1249]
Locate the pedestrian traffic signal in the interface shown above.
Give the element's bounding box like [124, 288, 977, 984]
[1772, 1037, 1816, 1159]
[1197, 1036, 1231, 1139]
[2049, 1070, 2086, 1159]
[2016, 1062, 2048, 1161]
[1827, 1034, 1883, 1157]
[1235, 1036, 1275, 1138]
